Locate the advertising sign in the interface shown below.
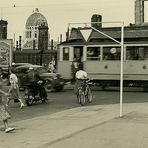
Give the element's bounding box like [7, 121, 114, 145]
[0, 39, 13, 67]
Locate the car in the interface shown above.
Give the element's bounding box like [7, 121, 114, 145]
[0, 63, 32, 79]
[12, 64, 65, 92]
[11, 63, 33, 70]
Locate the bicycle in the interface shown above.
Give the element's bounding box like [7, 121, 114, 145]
[77, 79, 92, 106]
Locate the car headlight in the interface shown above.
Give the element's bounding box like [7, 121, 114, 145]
[53, 76, 57, 80]
[60, 81, 64, 85]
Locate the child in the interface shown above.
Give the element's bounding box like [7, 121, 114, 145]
[0, 89, 15, 133]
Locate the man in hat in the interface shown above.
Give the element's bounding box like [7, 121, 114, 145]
[25, 67, 48, 101]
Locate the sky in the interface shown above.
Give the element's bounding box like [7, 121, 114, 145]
[0, 0, 141, 42]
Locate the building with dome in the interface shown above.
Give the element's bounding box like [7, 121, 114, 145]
[23, 8, 48, 49]
[13, 8, 57, 66]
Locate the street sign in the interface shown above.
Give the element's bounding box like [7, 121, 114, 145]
[80, 29, 92, 42]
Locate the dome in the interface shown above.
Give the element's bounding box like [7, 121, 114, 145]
[26, 8, 48, 28]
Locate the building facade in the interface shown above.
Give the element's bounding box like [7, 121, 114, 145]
[0, 20, 7, 39]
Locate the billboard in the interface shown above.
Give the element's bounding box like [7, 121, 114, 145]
[0, 39, 13, 67]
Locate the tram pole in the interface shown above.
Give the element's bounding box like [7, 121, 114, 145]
[120, 22, 124, 117]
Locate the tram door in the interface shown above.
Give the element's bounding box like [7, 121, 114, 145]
[57, 46, 84, 80]
[73, 46, 83, 62]
[57, 46, 73, 80]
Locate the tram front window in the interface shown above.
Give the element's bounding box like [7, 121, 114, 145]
[87, 47, 100, 60]
[103, 47, 121, 60]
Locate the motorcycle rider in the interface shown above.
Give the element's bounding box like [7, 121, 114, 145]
[25, 67, 48, 101]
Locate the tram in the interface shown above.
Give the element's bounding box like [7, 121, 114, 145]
[57, 25, 148, 89]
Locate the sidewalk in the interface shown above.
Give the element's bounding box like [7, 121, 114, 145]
[0, 102, 148, 148]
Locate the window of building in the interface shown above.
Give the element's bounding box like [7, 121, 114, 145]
[26, 32, 30, 38]
[3, 27, 6, 32]
[29, 31, 31, 38]
[35, 33, 37, 38]
[87, 47, 100, 60]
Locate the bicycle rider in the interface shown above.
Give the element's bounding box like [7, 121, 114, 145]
[74, 65, 88, 94]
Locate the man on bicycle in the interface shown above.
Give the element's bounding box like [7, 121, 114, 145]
[74, 66, 92, 105]
[74, 66, 88, 94]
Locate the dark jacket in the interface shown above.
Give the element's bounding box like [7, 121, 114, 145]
[25, 70, 42, 84]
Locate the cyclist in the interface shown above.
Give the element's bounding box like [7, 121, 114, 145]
[74, 66, 88, 94]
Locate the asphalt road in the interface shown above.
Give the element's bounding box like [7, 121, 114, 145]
[5, 86, 148, 124]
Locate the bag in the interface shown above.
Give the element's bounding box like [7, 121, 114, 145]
[14, 99, 20, 103]
[12, 83, 18, 89]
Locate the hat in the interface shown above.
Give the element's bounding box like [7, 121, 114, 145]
[12, 62, 15, 65]
[110, 48, 117, 54]
[29, 67, 33, 70]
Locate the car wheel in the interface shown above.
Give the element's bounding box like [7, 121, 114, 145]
[55, 85, 64, 92]
[44, 82, 54, 93]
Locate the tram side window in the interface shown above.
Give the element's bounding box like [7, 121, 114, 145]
[103, 47, 121, 60]
[63, 47, 69, 61]
[126, 46, 148, 60]
[87, 47, 100, 60]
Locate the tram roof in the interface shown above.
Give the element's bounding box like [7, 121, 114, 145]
[13, 49, 57, 53]
[60, 25, 148, 45]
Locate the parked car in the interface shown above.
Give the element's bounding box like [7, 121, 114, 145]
[0, 63, 32, 79]
[12, 64, 65, 92]
[11, 63, 32, 70]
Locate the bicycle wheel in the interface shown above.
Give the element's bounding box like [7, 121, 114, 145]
[77, 87, 82, 104]
[86, 87, 92, 103]
[25, 89, 34, 106]
[79, 91, 85, 106]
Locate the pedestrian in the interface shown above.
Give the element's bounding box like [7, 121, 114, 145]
[0, 72, 15, 133]
[51, 57, 56, 68]
[7, 69, 25, 109]
[71, 58, 79, 84]
[48, 62, 55, 73]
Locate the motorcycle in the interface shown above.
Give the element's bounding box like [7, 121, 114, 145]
[24, 80, 47, 106]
